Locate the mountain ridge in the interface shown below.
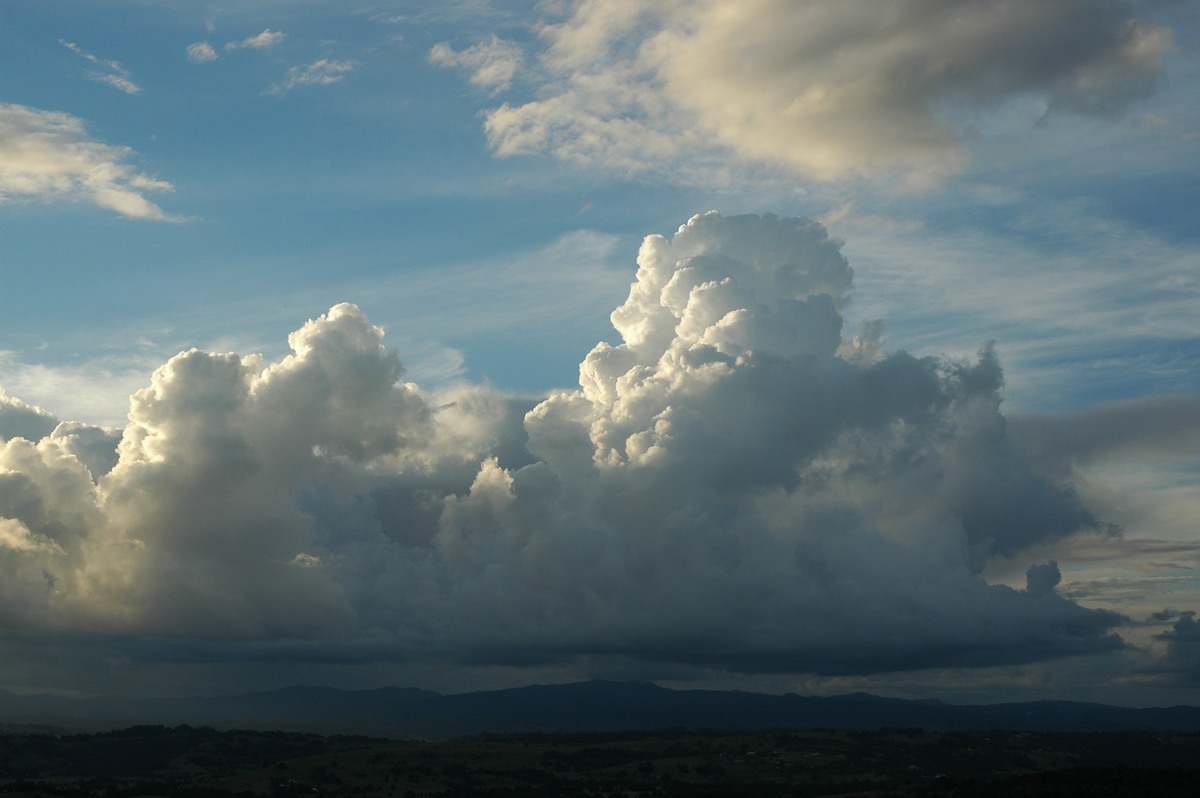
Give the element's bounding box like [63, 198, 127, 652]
[1, 680, 1197, 739]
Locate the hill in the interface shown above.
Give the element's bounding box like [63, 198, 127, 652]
[2, 681, 1199, 739]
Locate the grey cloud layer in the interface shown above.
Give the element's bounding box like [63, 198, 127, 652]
[1009, 394, 1200, 479]
[0, 214, 1125, 676]
[443, 0, 1171, 183]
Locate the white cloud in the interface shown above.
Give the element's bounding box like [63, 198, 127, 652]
[0, 216, 1139, 683]
[270, 59, 357, 94]
[60, 40, 142, 95]
[1, 388, 121, 481]
[91, 74, 141, 95]
[186, 42, 218, 63]
[0, 103, 177, 220]
[447, 0, 1172, 184]
[0, 518, 65, 555]
[429, 35, 524, 93]
[226, 28, 287, 52]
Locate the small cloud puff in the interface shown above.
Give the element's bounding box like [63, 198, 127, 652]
[0, 103, 177, 220]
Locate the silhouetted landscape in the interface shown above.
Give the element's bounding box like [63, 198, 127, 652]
[2, 682, 1199, 796]
[0, 723, 1198, 797]
[4, 681, 1200, 739]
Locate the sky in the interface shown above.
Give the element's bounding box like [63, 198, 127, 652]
[0, 0, 1199, 706]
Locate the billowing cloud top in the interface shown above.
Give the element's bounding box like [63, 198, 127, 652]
[0, 214, 1124, 677]
[451, 0, 1171, 183]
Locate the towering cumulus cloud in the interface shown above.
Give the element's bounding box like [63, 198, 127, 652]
[0, 214, 1123, 681]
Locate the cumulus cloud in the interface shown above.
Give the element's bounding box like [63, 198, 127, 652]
[60, 40, 142, 94]
[0, 215, 1130, 683]
[270, 59, 357, 93]
[0, 389, 58, 443]
[429, 35, 524, 93]
[186, 42, 218, 63]
[1, 389, 119, 479]
[444, 0, 1173, 183]
[0, 103, 177, 219]
[226, 29, 287, 52]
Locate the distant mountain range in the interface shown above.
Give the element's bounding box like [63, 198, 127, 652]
[2, 680, 1198, 739]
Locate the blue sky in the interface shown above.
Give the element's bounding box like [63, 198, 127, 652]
[1, 0, 1199, 704]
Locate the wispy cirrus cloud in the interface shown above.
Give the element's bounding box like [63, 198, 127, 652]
[269, 59, 357, 94]
[187, 28, 285, 63]
[429, 35, 524, 94]
[186, 42, 218, 63]
[0, 103, 177, 220]
[829, 194, 1200, 409]
[225, 28, 287, 52]
[60, 40, 141, 94]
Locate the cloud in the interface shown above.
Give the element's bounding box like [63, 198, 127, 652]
[1149, 612, 1200, 685]
[1, 390, 119, 479]
[60, 40, 142, 95]
[429, 35, 524, 93]
[446, 0, 1172, 184]
[0, 389, 59, 443]
[0, 103, 177, 220]
[0, 215, 1133, 686]
[1008, 394, 1200, 479]
[1003, 397, 1200, 597]
[91, 74, 141, 95]
[2, 211, 1152, 691]
[270, 59, 357, 94]
[190, 29, 285, 62]
[186, 42, 218, 63]
[829, 190, 1200, 415]
[226, 29, 287, 52]
[0, 348, 173, 429]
